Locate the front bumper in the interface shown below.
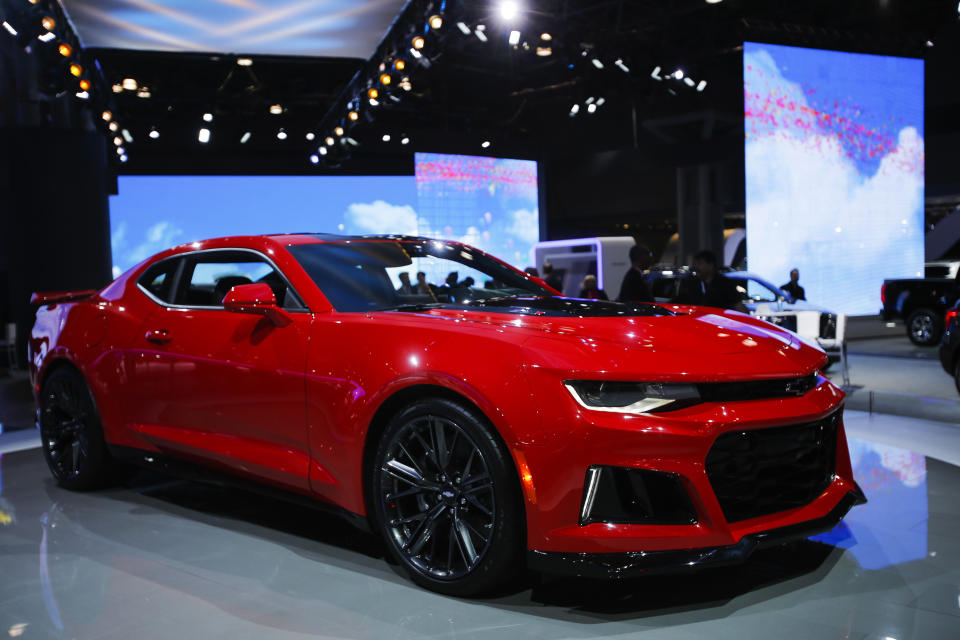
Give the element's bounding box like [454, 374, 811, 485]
[528, 487, 866, 578]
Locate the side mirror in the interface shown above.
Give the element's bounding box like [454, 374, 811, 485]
[223, 283, 290, 326]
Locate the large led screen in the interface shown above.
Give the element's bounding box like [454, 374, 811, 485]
[109, 154, 539, 277]
[744, 42, 924, 315]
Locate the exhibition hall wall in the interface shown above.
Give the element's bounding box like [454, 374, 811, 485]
[109, 153, 540, 276]
[744, 42, 924, 315]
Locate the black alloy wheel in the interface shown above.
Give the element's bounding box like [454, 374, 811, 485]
[40, 368, 116, 491]
[371, 398, 523, 596]
[906, 308, 942, 346]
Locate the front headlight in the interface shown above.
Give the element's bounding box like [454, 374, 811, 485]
[564, 380, 700, 414]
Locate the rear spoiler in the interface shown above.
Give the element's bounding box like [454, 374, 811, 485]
[30, 289, 99, 305]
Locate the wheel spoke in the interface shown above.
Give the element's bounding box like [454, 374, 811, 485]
[432, 418, 449, 471]
[383, 459, 437, 490]
[454, 516, 478, 564]
[403, 503, 447, 555]
[385, 485, 427, 501]
[465, 494, 492, 516]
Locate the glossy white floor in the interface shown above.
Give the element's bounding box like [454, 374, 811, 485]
[0, 411, 958, 640]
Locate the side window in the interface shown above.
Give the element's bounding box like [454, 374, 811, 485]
[173, 251, 305, 310]
[743, 279, 778, 303]
[137, 258, 180, 303]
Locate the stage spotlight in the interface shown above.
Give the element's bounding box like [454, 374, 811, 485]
[120, 154, 128, 163]
[113, 136, 122, 146]
[474, 29, 488, 42]
[276, 128, 287, 140]
[399, 77, 412, 91]
[198, 128, 211, 143]
[541, 32, 552, 41]
[591, 58, 604, 69]
[58, 43, 72, 57]
[108, 121, 118, 132]
[615, 58, 630, 72]
[596, 97, 606, 106]
[2, 22, 17, 36]
[116, 146, 125, 155]
[429, 15, 443, 29]
[367, 87, 379, 99]
[348, 110, 359, 121]
[41, 16, 55, 32]
[412, 35, 425, 50]
[456, 22, 470, 35]
[334, 126, 344, 136]
[306, 132, 315, 141]
[401, 136, 410, 145]
[68, 64, 82, 77]
[410, 47, 422, 59]
[569, 104, 579, 116]
[102, 110, 113, 122]
[75, 91, 88, 99]
[236, 57, 253, 66]
[319, 146, 328, 156]
[379, 73, 391, 85]
[122, 78, 137, 91]
[481, 140, 491, 148]
[382, 134, 391, 142]
[394, 59, 406, 71]
[673, 68, 684, 79]
[325, 136, 335, 146]
[706, 0, 723, 4]
[508, 30, 520, 45]
[240, 131, 251, 143]
[369, 98, 379, 106]
[696, 80, 707, 91]
[269, 104, 283, 114]
[137, 87, 151, 98]
[203, 112, 213, 122]
[499, 1, 519, 21]
[310, 154, 319, 164]
[149, 127, 159, 139]
[344, 137, 359, 146]
[78, 78, 90, 91]
[587, 103, 597, 113]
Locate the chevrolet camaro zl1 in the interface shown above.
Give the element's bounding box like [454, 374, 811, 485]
[29, 233, 865, 595]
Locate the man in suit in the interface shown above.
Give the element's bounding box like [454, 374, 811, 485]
[617, 244, 654, 303]
[675, 250, 746, 311]
[780, 268, 806, 302]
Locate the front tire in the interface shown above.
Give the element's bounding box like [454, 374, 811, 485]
[369, 398, 523, 596]
[906, 308, 942, 346]
[39, 367, 118, 491]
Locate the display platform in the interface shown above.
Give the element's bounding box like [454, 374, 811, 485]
[0, 412, 958, 640]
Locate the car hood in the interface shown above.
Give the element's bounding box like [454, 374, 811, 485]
[380, 297, 826, 379]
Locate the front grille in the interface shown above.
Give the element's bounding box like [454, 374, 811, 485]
[705, 412, 839, 523]
[698, 373, 818, 403]
[820, 313, 837, 339]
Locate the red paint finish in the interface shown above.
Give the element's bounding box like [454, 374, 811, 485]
[29, 234, 858, 558]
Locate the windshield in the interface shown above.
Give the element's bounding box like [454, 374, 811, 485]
[288, 240, 553, 312]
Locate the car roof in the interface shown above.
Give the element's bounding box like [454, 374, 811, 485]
[266, 233, 437, 245]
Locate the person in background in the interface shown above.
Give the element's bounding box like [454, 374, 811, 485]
[675, 250, 746, 311]
[780, 268, 806, 302]
[542, 262, 563, 292]
[396, 272, 413, 294]
[579, 275, 608, 300]
[415, 271, 431, 295]
[617, 244, 653, 303]
[524, 267, 540, 278]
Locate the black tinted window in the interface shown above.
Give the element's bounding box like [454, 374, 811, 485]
[138, 259, 180, 303]
[171, 250, 304, 310]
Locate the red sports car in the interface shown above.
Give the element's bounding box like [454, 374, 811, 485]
[28, 233, 865, 595]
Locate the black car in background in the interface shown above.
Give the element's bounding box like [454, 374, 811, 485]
[939, 299, 960, 394]
[881, 270, 960, 346]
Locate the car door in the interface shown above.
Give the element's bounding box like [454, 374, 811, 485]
[133, 248, 313, 492]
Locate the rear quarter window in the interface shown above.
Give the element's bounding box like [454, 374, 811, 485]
[137, 259, 180, 303]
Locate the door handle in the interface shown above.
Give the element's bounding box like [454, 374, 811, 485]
[145, 329, 171, 344]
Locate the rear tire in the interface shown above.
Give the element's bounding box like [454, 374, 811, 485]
[369, 398, 524, 596]
[906, 308, 942, 346]
[39, 367, 120, 491]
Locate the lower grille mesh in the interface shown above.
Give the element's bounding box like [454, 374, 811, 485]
[705, 412, 839, 523]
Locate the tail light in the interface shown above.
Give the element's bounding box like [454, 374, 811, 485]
[947, 309, 958, 327]
[880, 284, 886, 305]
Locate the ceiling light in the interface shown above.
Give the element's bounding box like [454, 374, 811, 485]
[456, 22, 471, 35]
[596, 97, 606, 106]
[541, 32, 552, 41]
[198, 128, 211, 144]
[587, 103, 597, 113]
[310, 154, 319, 164]
[651, 66, 662, 80]
[508, 30, 521, 45]
[499, 1, 519, 20]
[78, 78, 90, 91]
[569, 104, 580, 116]
[481, 140, 491, 148]
[348, 110, 359, 121]
[240, 131, 251, 143]
[276, 129, 287, 140]
[401, 136, 410, 145]
[68, 63, 82, 77]
[108, 121, 118, 132]
[122, 78, 137, 91]
[202, 112, 213, 122]
[475, 29, 488, 42]
[412, 35, 425, 49]
[122, 128, 133, 143]
[428, 15, 443, 29]
[696, 80, 707, 91]
[269, 104, 283, 115]
[2, 22, 18, 37]
[382, 134, 391, 142]
[344, 137, 359, 146]
[334, 126, 344, 136]
[615, 58, 630, 72]
[149, 128, 159, 139]
[236, 57, 253, 66]
[585, 96, 595, 104]
[112, 83, 123, 93]
[116, 146, 125, 155]
[683, 77, 695, 87]
[369, 98, 379, 106]
[38, 31, 56, 42]
[367, 87, 379, 99]
[75, 91, 89, 99]
[399, 77, 412, 91]
[706, 0, 723, 3]
[41, 16, 55, 31]
[394, 59, 406, 71]
[379, 73, 391, 85]
[306, 132, 315, 141]
[318, 146, 328, 156]
[113, 136, 122, 146]
[102, 110, 113, 122]
[325, 136, 335, 146]
[58, 43, 72, 57]
[591, 58, 604, 69]
[137, 87, 151, 98]
[673, 68, 684, 79]
[410, 47, 422, 58]
[536, 47, 552, 56]
[119, 154, 128, 163]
